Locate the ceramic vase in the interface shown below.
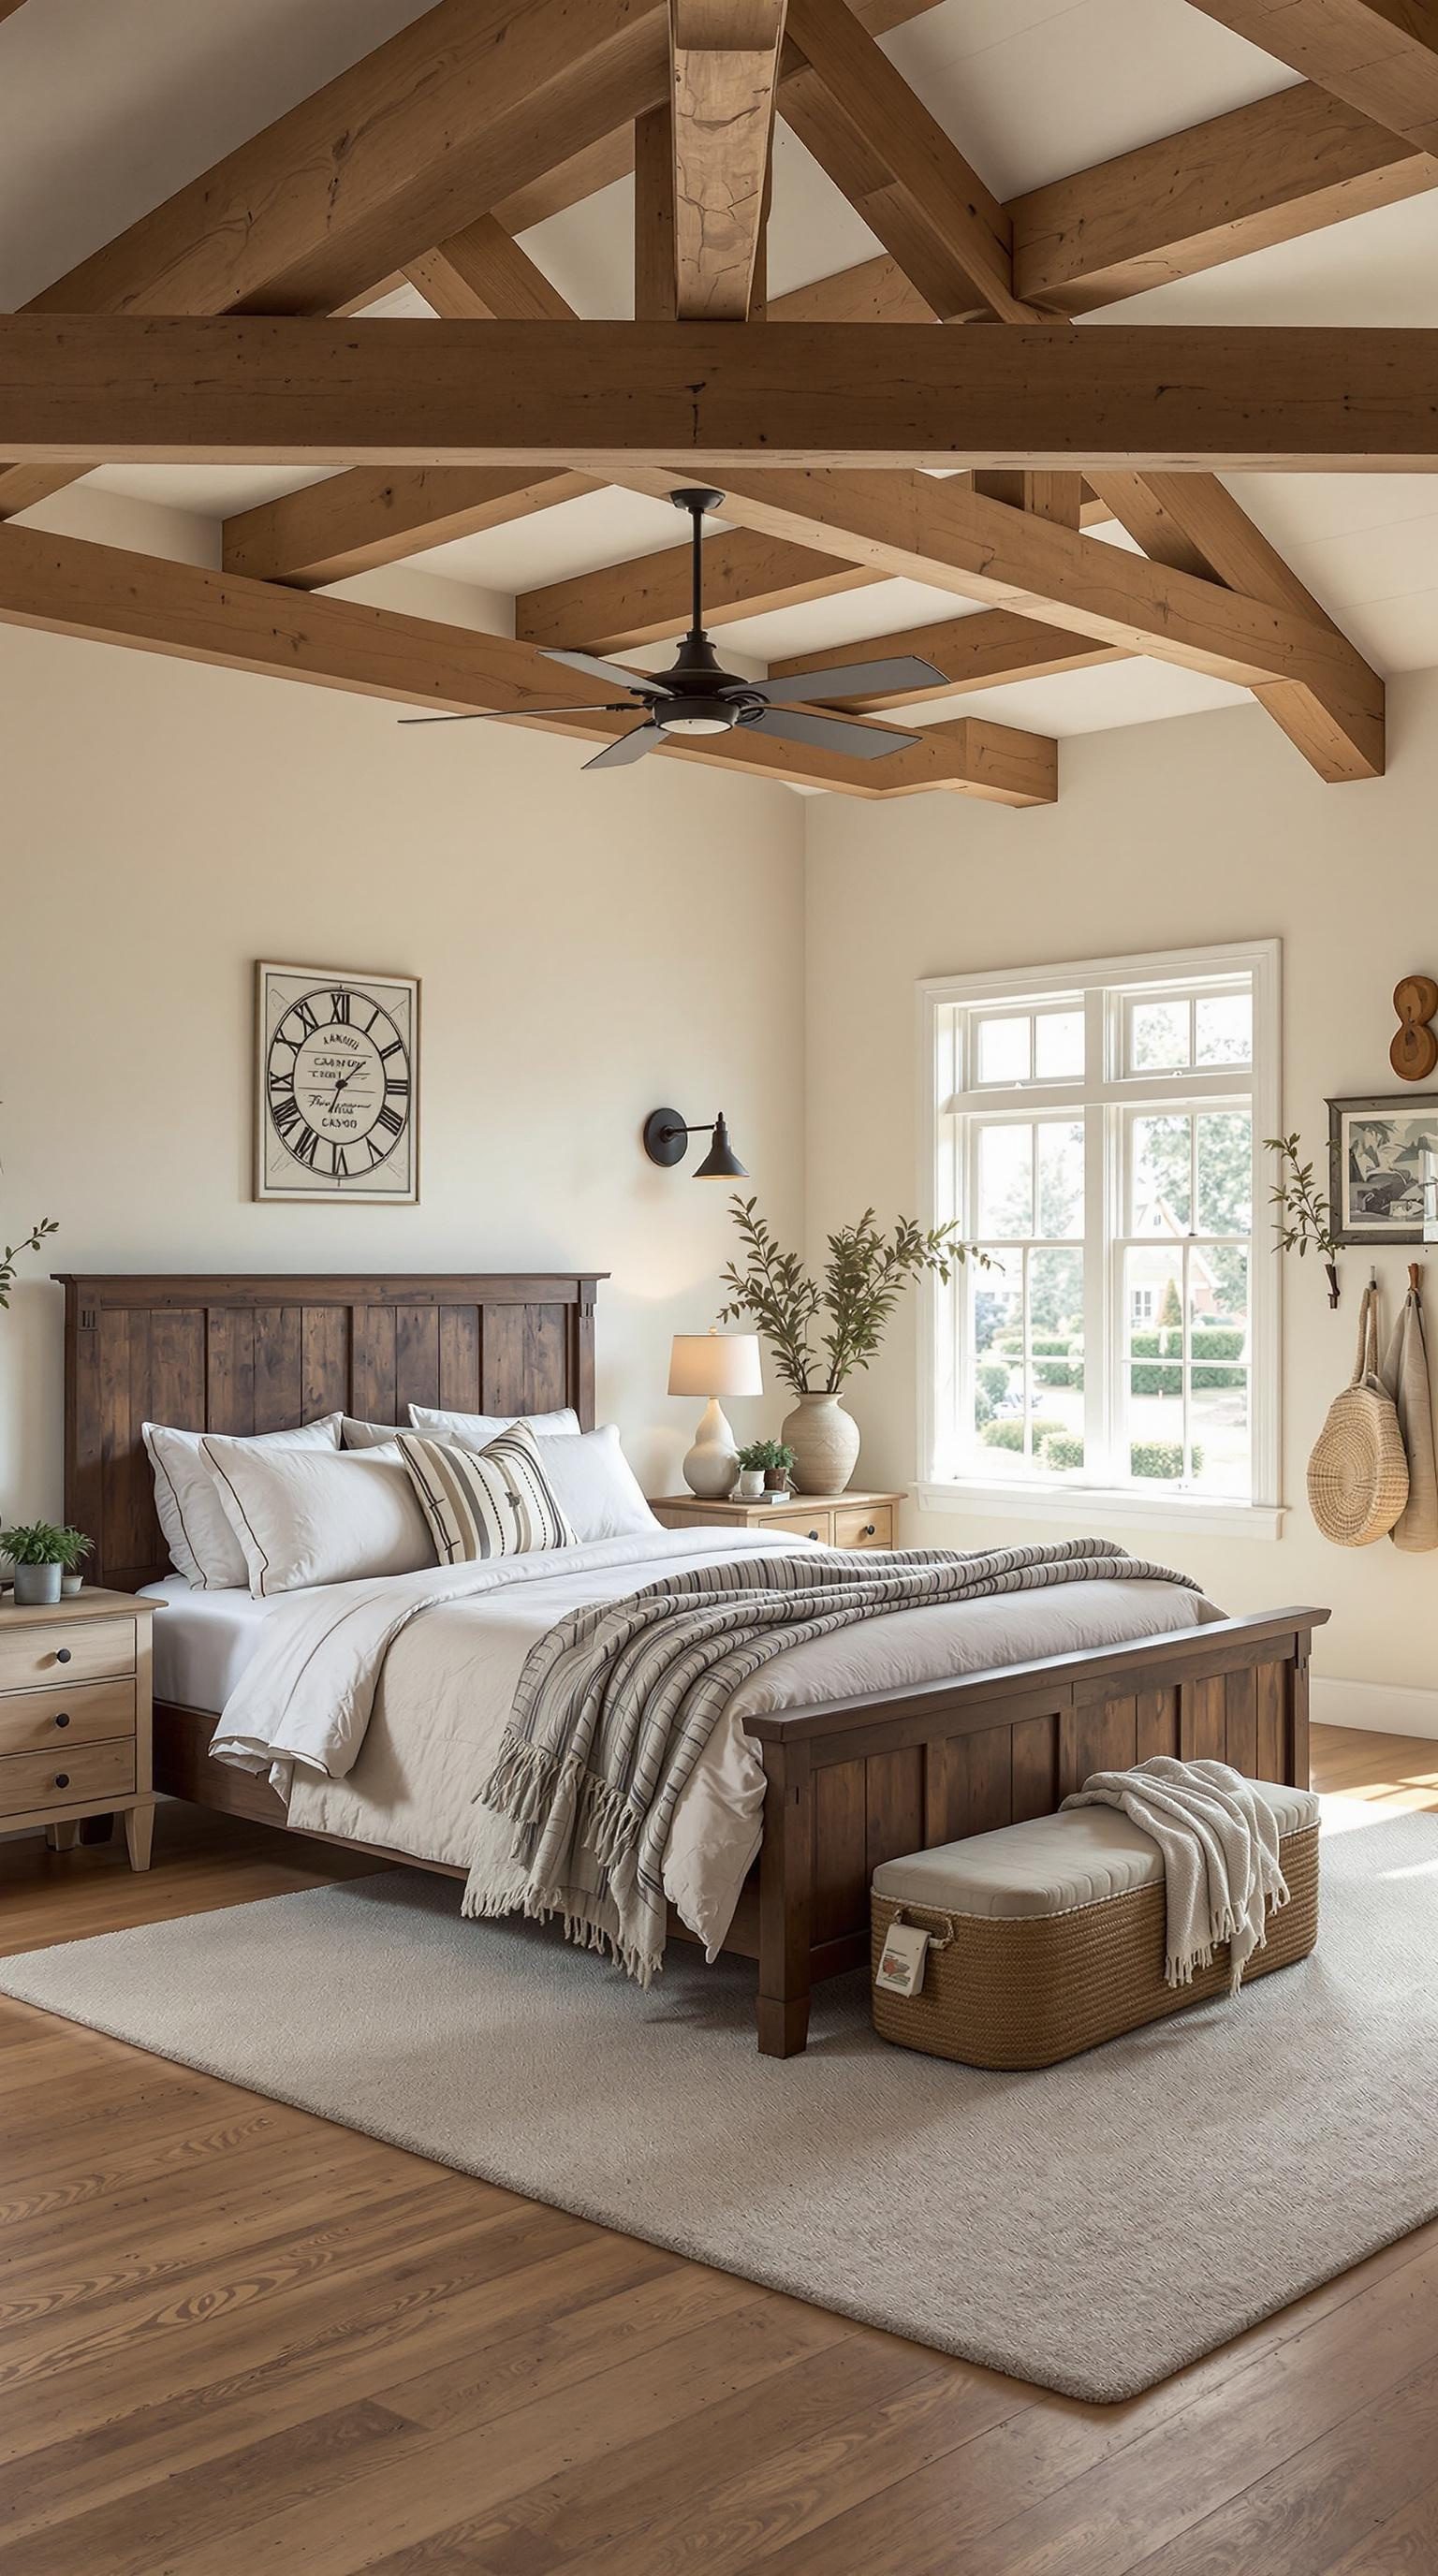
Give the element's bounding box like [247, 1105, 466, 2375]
[780, 1391, 860, 1496]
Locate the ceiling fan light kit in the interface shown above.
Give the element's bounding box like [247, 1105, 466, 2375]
[404, 490, 947, 768]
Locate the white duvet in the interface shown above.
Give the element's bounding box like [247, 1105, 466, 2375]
[209, 1528, 1216, 1956]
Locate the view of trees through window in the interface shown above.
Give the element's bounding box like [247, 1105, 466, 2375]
[949, 970, 1260, 1499]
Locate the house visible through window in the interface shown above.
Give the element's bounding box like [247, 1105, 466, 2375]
[920, 943, 1279, 1525]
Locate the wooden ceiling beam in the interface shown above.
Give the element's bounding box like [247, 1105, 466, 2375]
[766, 607, 1126, 704]
[0, 520, 1054, 805]
[7, 316, 1438, 471]
[683, 466, 1384, 779]
[519, 476, 1114, 650]
[490, 0, 947, 234]
[0, 0, 672, 523]
[770, 19, 1380, 781]
[223, 467, 594, 591]
[1012, 80, 1434, 315]
[778, 0, 1027, 322]
[518, 528, 883, 651]
[1185, 2, 1438, 157]
[635, 101, 680, 321]
[224, 217, 590, 586]
[668, 1, 786, 320]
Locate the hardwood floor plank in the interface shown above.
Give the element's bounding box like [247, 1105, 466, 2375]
[2, 2236, 675, 2540]
[155, 2304, 855, 2574]
[0, 1736, 1431, 2573]
[1124, 2353, 1438, 2574]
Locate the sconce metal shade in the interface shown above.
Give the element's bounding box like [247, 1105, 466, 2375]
[693, 1112, 748, 1179]
[642, 1106, 748, 1177]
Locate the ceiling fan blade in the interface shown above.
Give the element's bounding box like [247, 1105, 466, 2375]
[756, 653, 948, 706]
[581, 722, 659, 771]
[541, 648, 665, 696]
[399, 702, 637, 725]
[746, 707, 922, 760]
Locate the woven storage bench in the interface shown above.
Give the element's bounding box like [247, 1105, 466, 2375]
[871, 1780, 1320, 2070]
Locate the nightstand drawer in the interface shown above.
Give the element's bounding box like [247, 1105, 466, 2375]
[833, 1503, 893, 1549]
[0, 1677, 136, 1756]
[0, 1617, 135, 1693]
[764, 1509, 832, 1544]
[0, 1736, 136, 1818]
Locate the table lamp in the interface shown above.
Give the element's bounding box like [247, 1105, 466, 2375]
[668, 1330, 763, 1498]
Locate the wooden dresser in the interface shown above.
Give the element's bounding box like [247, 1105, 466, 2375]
[650, 1490, 903, 1549]
[0, 1588, 158, 1869]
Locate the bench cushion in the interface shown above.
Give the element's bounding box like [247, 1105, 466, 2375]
[871, 1778, 1320, 1920]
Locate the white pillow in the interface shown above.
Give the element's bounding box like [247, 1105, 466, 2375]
[143, 1413, 342, 1589]
[341, 1416, 408, 1449]
[407, 1403, 580, 1445]
[201, 1437, 437, 1598]
[531, 1426, 658, 1543]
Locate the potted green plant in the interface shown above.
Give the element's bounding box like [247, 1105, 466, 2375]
[734, 1438, 796, 1501]
[719, 1198, 991, 1495]
[4, 1520, 86, 1608]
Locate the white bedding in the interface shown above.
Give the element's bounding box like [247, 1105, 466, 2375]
[207, 1530, 1217, 1958]
[141, 1576, 270, 1713]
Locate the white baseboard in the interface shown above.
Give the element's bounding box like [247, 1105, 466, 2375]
[1312, 1676, 1438, 1743]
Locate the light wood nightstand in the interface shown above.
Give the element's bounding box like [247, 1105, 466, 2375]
[0, 1588, 158, 1870]
[650, 1490, 904, 1550]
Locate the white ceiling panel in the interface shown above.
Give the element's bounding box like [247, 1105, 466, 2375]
[85, 466, 338, 517]
[419, 487, 693, 595]
[884, 0, 1296, 200]
[0, 0, 433, 310]
[907, 661, 1250, 735]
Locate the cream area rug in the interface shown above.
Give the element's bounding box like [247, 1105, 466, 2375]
[3, 1803, 1435, 2404]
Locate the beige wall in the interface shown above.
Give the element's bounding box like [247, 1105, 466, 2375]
[0, 618, 806, 1515]
[804, 669, 1438, 1711]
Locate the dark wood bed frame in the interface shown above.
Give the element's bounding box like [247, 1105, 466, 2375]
[60, 1272, 1328, 2056]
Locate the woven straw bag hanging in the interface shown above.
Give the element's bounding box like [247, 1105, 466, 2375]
[1307, 1282, 1410, 1545]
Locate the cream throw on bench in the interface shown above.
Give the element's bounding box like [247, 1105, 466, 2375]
[1062, 1755, 1291, 1992]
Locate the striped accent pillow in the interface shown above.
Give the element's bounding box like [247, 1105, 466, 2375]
[397, 1426, 577, 1564]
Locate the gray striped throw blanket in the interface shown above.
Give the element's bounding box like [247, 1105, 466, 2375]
[462, 1539, 1203, 1983]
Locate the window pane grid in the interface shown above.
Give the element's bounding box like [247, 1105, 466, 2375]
[930, 949, 1271, 1514]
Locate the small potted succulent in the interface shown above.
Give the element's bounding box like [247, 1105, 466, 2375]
[734, 1438, 797, 1501]
[53, 1526, 95, 1597]
[4, 1521, 90, 1607]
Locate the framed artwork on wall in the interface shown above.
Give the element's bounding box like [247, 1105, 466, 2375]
[255, 961, 419, 1203]
[1328, 1092, 1438, 1245]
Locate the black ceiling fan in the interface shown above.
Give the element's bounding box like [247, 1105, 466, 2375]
[401, 487, 946, 770]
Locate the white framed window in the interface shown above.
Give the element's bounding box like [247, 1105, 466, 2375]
[917, 941, 1281, 1539]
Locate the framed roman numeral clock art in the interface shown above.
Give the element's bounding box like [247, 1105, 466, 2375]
[255, 962, 419, 1202]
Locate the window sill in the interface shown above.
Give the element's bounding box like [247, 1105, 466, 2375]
[914, 1479, 1284, 1543]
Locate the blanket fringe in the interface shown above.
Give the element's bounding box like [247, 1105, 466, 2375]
[460, 1872, 661, 1987]
[479, 1729, 640, 1871]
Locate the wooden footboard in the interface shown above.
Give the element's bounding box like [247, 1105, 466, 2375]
[153, 1604, 1328, 2061]
[748, 1606, 1328, 2057]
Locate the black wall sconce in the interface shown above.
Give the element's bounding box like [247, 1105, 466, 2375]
[642, 1107, 748, 1178]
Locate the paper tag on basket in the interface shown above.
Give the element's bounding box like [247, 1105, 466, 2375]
[874, 1919, 931, 1998]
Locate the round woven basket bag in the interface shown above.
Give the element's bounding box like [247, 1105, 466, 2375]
[1307, 1284, 1409, 1545]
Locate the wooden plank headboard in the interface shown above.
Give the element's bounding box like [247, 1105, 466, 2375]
[56, 1271, 606, 1592]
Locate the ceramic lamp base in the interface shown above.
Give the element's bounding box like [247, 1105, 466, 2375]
[682, 1398, 739, 1500]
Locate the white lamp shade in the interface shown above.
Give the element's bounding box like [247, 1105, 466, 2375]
[668, 1331, 763, 1399]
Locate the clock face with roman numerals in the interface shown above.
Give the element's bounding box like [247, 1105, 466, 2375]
[256, 964, 418, 1201]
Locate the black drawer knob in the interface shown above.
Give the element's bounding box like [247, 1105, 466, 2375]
[54, 1773, 70, 1790]
[864, 1523, 875, 1536]
[54, 1712, 70, 1729]
[808, 1528, 819, 1540]
[54, 1647, 71, 1665]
